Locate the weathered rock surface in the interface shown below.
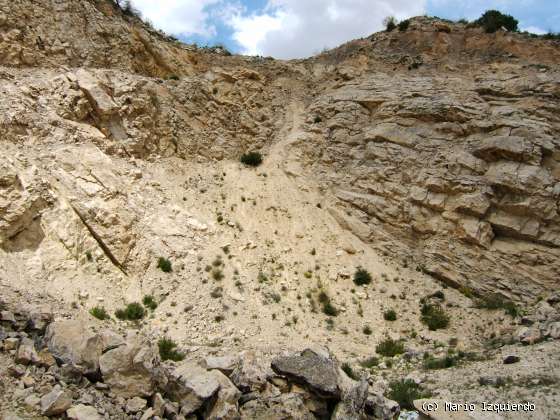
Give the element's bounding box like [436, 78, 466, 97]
[40, 386, 72, 416]
[271, 348, 342, 398]
[99, 339, 159, 398]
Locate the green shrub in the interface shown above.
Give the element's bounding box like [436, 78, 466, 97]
[476, 294, 519, 317]
[475, 10, 518, 33]
[353, 267, 372, 286]
[322, 301, 338, 317]
[211, 268, 224, 281]
[420, 303, 450, 330]
[543, 32, 560, 40]
[157, 257, 172, 273]
[115, 302, 145, 321]
[363, 325, 373, 335]
[430, 291, 445, 300]
[384, 309, 397, 321]
[341, 363, 359, 380]
[158, 337, 185, 362]
[376, 337, 405, 357]
[143, 295, 158, 310]
[398, 19, 410, 32]
[90, 306, 110, 320]
[423, 355, 456, 370]
[360, 356, 379, 368]
[240, 152, 263, 167]
[384, 16, 397, 32]
[257, 272, 268, 283]
[386, 379, 430, 410]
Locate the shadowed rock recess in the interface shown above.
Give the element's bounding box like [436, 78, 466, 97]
[0, 1, 559, 419]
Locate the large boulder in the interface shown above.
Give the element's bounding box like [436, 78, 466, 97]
[332, 379, 369, 420]
[205, 370, 241, 420]
[40, 386, 72, 416]
[99, 339, 159, 398]
[230, 351, 273, 393]
[67, 404, 103, 420]
[240, 393, 315, 420]
[162, 362, 221, 416]
[45, 320, 125, 377]
[271, 348, 342, 399]
[15, 338, 40, 366]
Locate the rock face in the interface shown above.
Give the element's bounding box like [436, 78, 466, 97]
[303, 69, 560, 299]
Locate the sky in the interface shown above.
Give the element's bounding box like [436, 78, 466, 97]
[131, 0, 560, 59]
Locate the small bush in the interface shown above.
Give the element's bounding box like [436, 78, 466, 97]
[115, 302, 145, 321]
[476, 294, 519, 317]
[384, 16, 397, 32]
[158, 337, 185, 362]
[423, 355, 456, 370]
[363, 325, 373, 335]
[360, 356, 379, 368]
[240, 152, 263, 167]
[323, 301, 339, 317]
[90, 306, 110, 320]
[386, 379, 430, 410]
[398, 19, 410, 32]
[353, 267, 372, 286]
[430, 291, 445, 300]
[143, 295, 158, 310]
[157, 257, 172, 273]
[384, 309, 397, 321]
[341, 363, 359, 380]
[376, 337, 405, 357]
[475, 10, 518, 33]
[420, 303, 450, 330]
[211, 268, 224, 281]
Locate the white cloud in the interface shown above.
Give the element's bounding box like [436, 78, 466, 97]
[521, 25, 546, 35]
[132, 0, 220, 37]
[226, 0, 427, 59]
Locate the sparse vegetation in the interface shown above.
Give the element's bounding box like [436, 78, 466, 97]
[476, 294, 519, 317]
[115, 302, 145, 321]
[240, 152, 263, 167]
[363, 325, 373, 335]
[360, 356, 379, 369]
[319, 291, 338, 316]
[386, 379, 430, 410]
[398, 19, 410, 32]
[157, 257, 172, 273]
[420, 303, 450, 330]
[384, 16, 397, 32]
[376, 337, 405, 357]
[158, 337, 185, 362]
[90, 306, 110, 320]
[341, 362, 359, 380]
[475, 10, 518, 33]
[211, 268, 224, 281]
[384, 309, 397, 321]
[353, 267, 372, 286]
[143, 295, 158, 310]
[423, 354, 456, 370]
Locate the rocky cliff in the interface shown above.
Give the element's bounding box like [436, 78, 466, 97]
[1, 1, 559, 419]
